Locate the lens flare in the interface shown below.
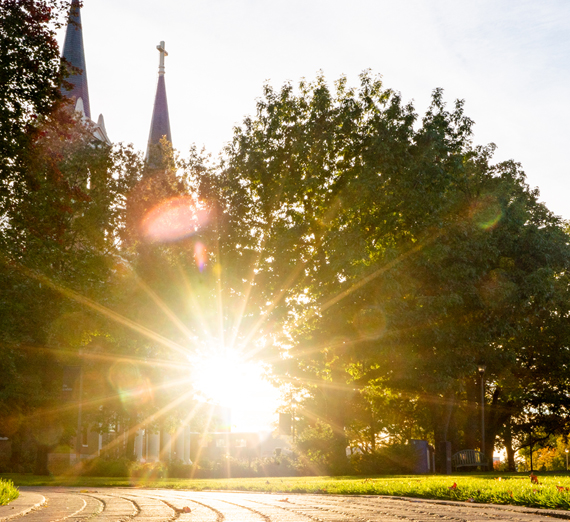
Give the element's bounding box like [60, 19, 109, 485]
[469, 196, 502, 231]
[141, 196, 209, 243]
[108, 360, 153, 407]
[353, 306, 387, 340]
[36, 423, 63, 447]
[194, 242, 207, 272]
[478, 269, 516, 308]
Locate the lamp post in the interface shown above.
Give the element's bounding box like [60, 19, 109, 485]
[565, 449, 568, 472]
[75, 348, 84, 465]
[477, 364, 486, 462]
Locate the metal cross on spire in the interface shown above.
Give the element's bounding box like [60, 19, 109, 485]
[157, 41, 168, 76]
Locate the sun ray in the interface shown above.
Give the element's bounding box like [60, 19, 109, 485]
[238, 198, 359, 360]
[9, 366, 197, 431]
[133, 272, 198, 343]
[19, 342, 196, 375]
[74, 385, 198, 469]
[7, 258, 191, 357]
[188, 404, 217, 478]
[243, 227, 444, 363]
[175, 264, 217, 343]
[214, 238, 226, 349]
[3, 190, 448, 445]
[227, 208, 278, 351]
[319, 237, 439, 314]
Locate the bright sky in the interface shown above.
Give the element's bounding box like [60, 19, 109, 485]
[59, 0, 570, 430]
[63, 0, 570, 221]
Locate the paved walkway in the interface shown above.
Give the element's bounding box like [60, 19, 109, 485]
[2, 487, 570, 521]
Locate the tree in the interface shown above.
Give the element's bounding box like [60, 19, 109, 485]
[194, 72, 422, 467]
[0, 5, 83, 469]
[0, 0, 68, 187]
[0, 100, 142, 471]
[199, 72, 570, 470]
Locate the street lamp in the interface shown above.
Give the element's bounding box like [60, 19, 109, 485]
[565, 449, 568, 472]
[477, 364, 486, 462]
[75, 348, 84, 465]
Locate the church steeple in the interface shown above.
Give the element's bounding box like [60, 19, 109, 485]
[146, 41, 172, 163]
[62, 0, 91, 119]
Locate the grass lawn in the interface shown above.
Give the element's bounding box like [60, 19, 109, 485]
[0, 479, 19, 506]
[3, 472, 570, 511]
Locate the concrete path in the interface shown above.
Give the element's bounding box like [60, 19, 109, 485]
[2, 487, 570, 521]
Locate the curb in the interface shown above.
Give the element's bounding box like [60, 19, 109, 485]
[0, 492, 46, 521]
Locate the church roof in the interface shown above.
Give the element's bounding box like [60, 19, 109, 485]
[146, 42, 172, 163]
[61, 0, 91, 120]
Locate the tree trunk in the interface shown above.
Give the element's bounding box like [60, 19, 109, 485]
[329, 428, 349, 475]
[9, 430, 23, 472]
[159, 427, 168, 462]
[529, 437, 534, 471]
[433, 391, 455, 447]
[126, 430, 136, 461]
[504, 419, 516, 471]
[433, 391, 456, 474]
[126, 414, 137, 461]
[464, 378, 479, 450]
[326, 366, 349, 475]
[369, 408, 376, 453]
[482, 386, 504, 471]
[442, 393, 455, 442]
[34, 443, 50, 475]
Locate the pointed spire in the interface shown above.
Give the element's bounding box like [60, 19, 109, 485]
[61, 0, 90, 119]
[146, 41, 172, 164]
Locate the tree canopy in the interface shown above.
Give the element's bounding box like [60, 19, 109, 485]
[0, 0, 68, 186]
[198, 73, 570, 471]
[2, 0, 570, 474]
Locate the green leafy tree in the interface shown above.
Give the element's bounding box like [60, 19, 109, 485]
[200, 72, 570, 470]
[0, 101, 140, 472]
[0, 0, 68, 188]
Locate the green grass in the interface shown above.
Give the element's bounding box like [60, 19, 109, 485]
[0, 478, 19, 506]
[4, 472, 570, 511]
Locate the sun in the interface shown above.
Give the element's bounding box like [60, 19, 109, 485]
[189, 346, 279, 432]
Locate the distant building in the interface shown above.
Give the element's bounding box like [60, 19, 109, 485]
[190, 431, 289, 463]
[61, 0, 110, 144]
[54, 1, 289, 472]
[60, 0, 179, 465]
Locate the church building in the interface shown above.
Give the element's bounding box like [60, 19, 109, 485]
[62, 0, 172, 156]
[61, 0, 110, 145]
[58, 0, 289, 470]
[61, 0, 187, 465]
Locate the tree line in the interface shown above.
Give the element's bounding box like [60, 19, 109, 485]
[1, 0, 570, 474]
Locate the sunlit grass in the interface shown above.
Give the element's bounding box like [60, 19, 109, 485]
[5, 473, 570, 510]
[0, 478, 19, 506]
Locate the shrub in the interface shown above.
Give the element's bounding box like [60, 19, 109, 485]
[0, 479, 19, 506]
[210, 456, 255, 478]
[350, 444, 419, 475]
[130, 461, 167, 480]
[79, 457, 130, 477]
[253, 455, 300, 477]
[70, 454, 304, 479]
[167, 460, 193, 479]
